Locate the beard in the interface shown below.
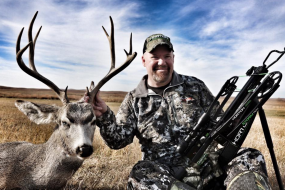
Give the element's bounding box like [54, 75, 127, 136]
[152, 66, 171, 83]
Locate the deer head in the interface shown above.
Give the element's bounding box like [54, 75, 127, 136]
[15, 11, 137, 159]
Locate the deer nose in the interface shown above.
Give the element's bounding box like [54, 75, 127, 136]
[76, 144, 93, 158]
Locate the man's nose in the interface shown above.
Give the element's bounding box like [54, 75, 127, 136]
[157, 58, 166, 65]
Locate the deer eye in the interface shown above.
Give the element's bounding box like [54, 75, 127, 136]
[62, 121, 70, 128]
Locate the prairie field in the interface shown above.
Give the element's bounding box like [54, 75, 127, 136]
[0, 87, 284, 189]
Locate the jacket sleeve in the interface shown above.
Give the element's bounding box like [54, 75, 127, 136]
[96, 92, 137, 149]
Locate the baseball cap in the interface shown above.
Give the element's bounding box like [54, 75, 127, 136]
[143, 34, 174, 53]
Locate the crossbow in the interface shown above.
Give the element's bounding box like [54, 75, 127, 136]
[176, 48, 285, 189]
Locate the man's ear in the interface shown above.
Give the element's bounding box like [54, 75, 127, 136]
[15, 100, 60, 124]
[142, 55, 146, 67]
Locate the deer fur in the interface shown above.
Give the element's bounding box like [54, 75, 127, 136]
[0, 100, 96, 189]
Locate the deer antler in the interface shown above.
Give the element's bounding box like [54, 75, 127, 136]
[16, 11, 69, 105]
[87, 16, 137, 103]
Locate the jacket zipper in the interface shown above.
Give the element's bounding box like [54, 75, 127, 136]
[164, 82, 183, 127]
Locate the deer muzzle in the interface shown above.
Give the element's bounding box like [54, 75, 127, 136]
[76, 144, 93, 158]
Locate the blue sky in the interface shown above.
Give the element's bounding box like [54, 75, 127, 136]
[1, 0, 285, 98]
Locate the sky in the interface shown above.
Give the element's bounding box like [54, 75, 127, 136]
[1, 0, 285, 98]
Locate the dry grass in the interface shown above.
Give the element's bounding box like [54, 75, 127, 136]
[0, 94, 284, 189]
[0, 98, 56, 144]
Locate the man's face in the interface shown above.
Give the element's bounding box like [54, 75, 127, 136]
[142, 45, 174, 87]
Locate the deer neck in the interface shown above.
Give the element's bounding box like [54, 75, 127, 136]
[45, 129, 82, 162]
[32, 130, 83, 183]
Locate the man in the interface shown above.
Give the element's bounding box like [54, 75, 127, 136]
[89, 34, 271, 190]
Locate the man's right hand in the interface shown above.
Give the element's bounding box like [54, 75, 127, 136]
[84, 91, 108, 117]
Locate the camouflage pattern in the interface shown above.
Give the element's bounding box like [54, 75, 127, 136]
[96, 71, 215, 163]
[224, 148, 271, 190]
[126, 148, 270, 190]
[127, 160, 177, 190]
[96, 71, 270, 189]
[143, 33, 174, 53]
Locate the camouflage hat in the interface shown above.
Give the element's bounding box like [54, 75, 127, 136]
[143, 34, 174, 53]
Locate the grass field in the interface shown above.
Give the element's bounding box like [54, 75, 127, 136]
[0, 89, 284, 189]
[0, 86, 127, 103]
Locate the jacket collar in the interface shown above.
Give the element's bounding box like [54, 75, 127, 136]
[133, 71, 183, 97]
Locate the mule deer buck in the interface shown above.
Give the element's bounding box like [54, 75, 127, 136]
[0, 12, 136, 189]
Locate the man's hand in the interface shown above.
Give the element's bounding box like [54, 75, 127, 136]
[183, 142, 224, 189]
[84, 91, 108, 117]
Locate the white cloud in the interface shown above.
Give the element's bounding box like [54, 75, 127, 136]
[0, 0, 146, 92]
[0, 0, 285, 98]
[171, 0, 285, 98]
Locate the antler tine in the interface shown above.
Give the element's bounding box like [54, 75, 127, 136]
[28, 11, 39, 72]
[16, 11, 69, 105]
[88, 16, 137, 103]
[102, 16, 115, 70]
[124, 33, 133, 55]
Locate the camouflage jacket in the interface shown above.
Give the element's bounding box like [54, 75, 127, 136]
[96, 71, 216, 167]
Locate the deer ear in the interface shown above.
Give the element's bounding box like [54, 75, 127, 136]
[15, 100, 60, 124]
